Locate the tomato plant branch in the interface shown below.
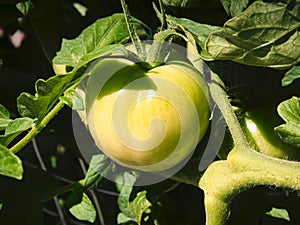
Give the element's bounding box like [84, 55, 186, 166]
[200, 151, 300, 225]
[200, 71, 300, 225]
[209, 71, 249, 149]
[10, 100, 65, 154]
[157, 0, 167, 30]
[120, 0, 147, 61]
[41, 180, 84, 203]
[146, 29, 187, 68]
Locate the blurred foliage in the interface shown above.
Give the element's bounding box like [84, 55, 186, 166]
[0, 0, 300, 225]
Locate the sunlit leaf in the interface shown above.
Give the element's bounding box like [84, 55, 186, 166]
[166, 15, 221, 60]
[52, 13, 147, 69]
[0, 117, 34, 146]
[275, 97, 300, 148]
[0, 144, 23, 179]
[220, 0, 249, 17]
[282, 65, 300, 86]
[17, 74, 75, 120]
[73, 3, 87, 16]
[117, 172, 152, 224]
[16, 0, 32, 15]
[206, 1, 300, 69]
[60, 89, 84, 111]
[0, 104, 11, 131]
[118, 172, 137, 220]
[83, 154, 111, 190]
[68, 192, 96, 223]
[266, 207, 291, 221]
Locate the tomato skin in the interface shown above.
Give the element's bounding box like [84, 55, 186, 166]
[243, 106, 300, 160]
[84, 51, 211, 172]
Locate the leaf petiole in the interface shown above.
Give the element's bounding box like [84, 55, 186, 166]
[120, 0, 147, 61]
[9, 100, 65, 154]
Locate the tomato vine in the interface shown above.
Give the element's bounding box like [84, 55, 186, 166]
[0, 0, 299, 225]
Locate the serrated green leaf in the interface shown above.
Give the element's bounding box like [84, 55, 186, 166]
[117, 212, 134, 224]
[4, 117, 33, 135]
[84, 154, 111, 190]
[0, 144, 23, 179]
[0, 104, 10, 119]
[129, 191, 152, 224]
[275, 97, 300, 148]
[117, 172, 152, 224]
[17, 74, 74, 120]
[282, 65, 300, 86]
[118, 172, 137, 220]
[68, 192, 96, 223]
[206, 1, 300, 69]
[0, 104, 11, 131]
[0, 117, 34, 146]
[220, 0, 249, 17]
[52, 13, 147, 69]
[60, 89, 84, 111]
[166, 15, 221, 60]
[266, 207, 291, 221]
[16, 0, 32, 15]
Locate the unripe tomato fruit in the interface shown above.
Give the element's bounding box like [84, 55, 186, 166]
[84, 48, 210, 172]
[242, 106, 300, 160]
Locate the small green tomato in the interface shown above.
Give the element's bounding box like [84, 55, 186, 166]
[84, 50, 210, 172]
[243, 106, 300, 160]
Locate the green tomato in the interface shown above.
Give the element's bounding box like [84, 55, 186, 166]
[243, 106, 300, 160]
[84, 50, 210, 172]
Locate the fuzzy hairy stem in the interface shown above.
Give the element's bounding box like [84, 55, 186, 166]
[10, 100, 65, 154]
[199, 71, 300, 225]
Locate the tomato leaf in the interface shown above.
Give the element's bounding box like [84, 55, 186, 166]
[83, 154, 111, 190]
[275, 97, 300, 148]
[0, 104, 11, 131]
[52, 13, 147, 69]
[17, 74, 75, 121]
[117, 172, 152, 224]
[0, 144, 23, 179]
[282, 65, 300, 86]
[0, 117, 34, 146]
[166, 15, 221, 60]
[16, 0, 32, 15]
[117, 172, 137, 220]
[206, 1, 300, 69]
[68, 192, 96, 223]
[60, 89, 84, 111]
[266, 207, 291, 221]
[219, 0, 249, 17]
[117, 190, 152, 225]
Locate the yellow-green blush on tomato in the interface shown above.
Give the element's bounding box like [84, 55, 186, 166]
[85, 55, 210, 172]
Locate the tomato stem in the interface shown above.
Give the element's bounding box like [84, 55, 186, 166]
[200, 70, 300, 225]
[209, 71, 249, 149]
[9, 100, 65, 154]
[200, 148, 300, 225]
[120, 0, 147, 61]
[157, 0, 167, 31]
[146, 29, 187, 68]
